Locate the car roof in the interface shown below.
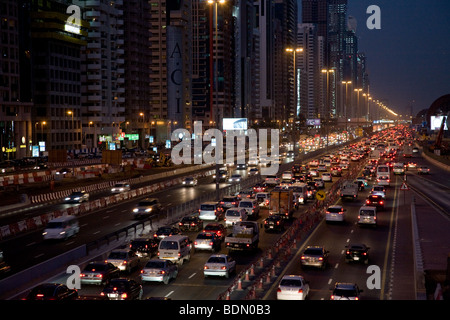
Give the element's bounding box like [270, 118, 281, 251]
[281, 275, 304, 281]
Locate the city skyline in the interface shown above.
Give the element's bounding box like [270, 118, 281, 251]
[345, 0, 450, 116]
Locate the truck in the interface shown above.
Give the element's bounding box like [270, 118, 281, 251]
[225, 221, 259, 252]
[403, 145, 413, 158]
[340, 180, 358, 201]
[269, 188, 294, 219]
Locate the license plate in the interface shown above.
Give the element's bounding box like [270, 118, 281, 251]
[353, 256, 359, 260]
[108, 293, 118, 298]
[269, 226, 274, 229]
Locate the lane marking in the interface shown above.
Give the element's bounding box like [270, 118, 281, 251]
[26, 242, 36, 247]
[334, 263, 339, 269]
[102, 215, 110, 219]
[380, 180, 399, 300]
[328, 278, 333, 285]
[188, 273, 197, 279]
[165, 290, 174, 297]
[34, 253, 44, 259]
[93, 231, 100, 235]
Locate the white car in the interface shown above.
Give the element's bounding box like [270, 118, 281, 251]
[248, 168, 259, 175]
[325, 205, 346, 223]
[282, 171, 293, 181]
[276, 275, 310, 300]
[228, 174, 242, 183]
[182, 177, 198, 186]
[106, 249, 140, 273]
[265, 175, 280, 185]
[140, 259, 178, 284]
[111, 182, 131, 193]
[321, 173, 332, 182]
[203, 254, 236, 278]
[308, 159, 319, 167]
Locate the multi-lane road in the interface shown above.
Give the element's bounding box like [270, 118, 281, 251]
[1, 142, 449, 301]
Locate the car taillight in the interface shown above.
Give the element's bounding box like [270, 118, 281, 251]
[96, 274, 103, 278]
[318, 257, 323, 261]
[363, 252, 367, 256]
[366, 200, 370, 204]
[298, 289, 303, 293]
[277, 288, 282, 293]
[330, 295, 335, 300]
[380, 201, 384, 205]
[194, 241, 198, 245]
[80, 273, 85, 277]
[121, 293, 127, 299]
[221, 266, 227, 270]
[209, 242, 213, 246]
[346, 251, 350, 255]
[159, 270, 165, 275]
[301, 256, 305, 260]
[204, 266, 209, 270]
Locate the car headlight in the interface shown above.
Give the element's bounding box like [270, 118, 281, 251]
[59, 231, 65, 235]
[133, 208, 139, 212]
[74, 197, 80, 201]
[42, 232, 47, 236]
[145, 208, 152, 212]
[65, 197, 71, 201]
[182, 181, 186, 184]
[111, 188, 116, 192]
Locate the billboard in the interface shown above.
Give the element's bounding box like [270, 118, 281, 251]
[306, 119, 321, 126]
[430, 116, 448, 131]
[223, 118, 248, 130]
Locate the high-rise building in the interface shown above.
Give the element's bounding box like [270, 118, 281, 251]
[297, 23, 323, 120]
[0, 0, 33, 160]
[29, 0, 87, 152]
[255, 0, 275, 120]
[121, 0, 151, 148]
[74, 0, 125, 150]
[273, 0, 297, 127]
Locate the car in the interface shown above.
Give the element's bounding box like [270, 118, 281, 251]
[237, 189, 255, 199]
[101, 278, 143, 300]
[345, 244, 370, 264]
[203, 254, 236, 278]
[153, 226, 181, 241]
[276, 275, 310, 300]
[365, 195, 385, 210]
[203, 223, 227, 241]
[407, 161, 417, 169]
[412, 147, 419, 153]
[80, 261, 120, 285]
[313, 178, 324, 189]
[33, 163, 48, 170]
[129, 237, 158, 257]
[213, 169, 228, 182]
[178, 215, 203, 232]
[252, 183, 267, 193]
[325, 205, 346, 223]
[220, 195, 239, 208]
[356, 176, 368, 188]
[265, 175, 280, 185]
[308, 159, 319, 167]
[264, 213, 285, 232]
[282, 170, 294, 181]
[56, 167, 71, 175]
[236, 163, 247, 170]
[330, 166, 342, 177]
[25, 283, 78, 300]
[255, 192, 270, 207]
[418, 166, 430, 174]
[301, 246, 329, 269]
[309, 169, 319, 177]
[248, 168, 259, 175]
[111, 182, 131, 193]
[317, 164, 327, 172]
[105, 249, 140, 273]
[370, 190, 386, 200]
[224, 208, 248, 227]
[140, 259, 178, 284]
[372, 185, 386, 195]
[64, 191, 89, 203]
[132, 198, 162, 219]
[194, 232, 222, 252]
[228, 174, 242, 183]
[321, 172, 332, 182]
[331, 282, 363, 300]
[182, 176, 198, 186]
[376, 175, 390, 186]
[339, 162, 349, 170]
[199, 202, 224, 221]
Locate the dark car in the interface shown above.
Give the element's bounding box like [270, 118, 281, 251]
[365, 195, 385, 210]
[330, 166, 342, 177]
[236, 163, 247, 170]
[178, 216, 203, 232]
[345, 244, 370, 264]
[264, 214, 285, 232]
[101, 278, 143, 300]
[300, 246, 329, 270]
[331, 282, 363, 300]
[56, 167, 71, 175]
[26, 283, 78, 300]
[129, 237, 158, 257]
[64, 191, 89, 203]
[203, 223, 227, 241]
[220, 195, 240, 208]
[80, 262, 120, 285]
[253, 183, 267, 193]
[153, 226, 181, 241]
[193, 232, 222, 252]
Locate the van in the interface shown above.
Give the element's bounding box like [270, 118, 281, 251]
[157, 235, 191, 265]
[357, 206, 377, 227]
[376, 164, 390, 179]
[290, 183, 308, 205]
[238, 199, 259, 219]
[224, 208, 247, 227]
[199, 202, 223, 221]
[255, 192, 270, 207]
[43, 216, 79, 240]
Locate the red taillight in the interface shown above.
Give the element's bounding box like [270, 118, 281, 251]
[318, 257, 323, 261]
[121, 293, 127, 299]
[80, 273, 85, 277]
[301, 256, 305, 260]
[298, 289, 303, 293]
[277, 288, 282, 293]
[330, 295, 335, 300]
[346, 251, 350, 255]
[209, 242, 213, 246]
[221, 266, 227, 270]
[194, 241, 198, 245]
[96, 274, 103, 278]
[363, 252, 367, 256]
[379, 201, 384, 205]
[366, 200, 370, 204]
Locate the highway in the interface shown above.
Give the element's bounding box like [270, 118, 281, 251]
[2, 135, 450, 300]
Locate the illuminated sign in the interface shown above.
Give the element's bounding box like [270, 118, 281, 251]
[223, 118, 248, 130]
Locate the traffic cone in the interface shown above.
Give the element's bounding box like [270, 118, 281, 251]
[237, 278, 243, 290]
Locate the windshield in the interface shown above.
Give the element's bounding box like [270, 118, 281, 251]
[226, 210, 240, 217]
[303, 248, 323, 256]
[84, 264, 107, 272]
[207, 257, 225, 264]
[46, 222, 64, 229]
[280, 279, 302, 287]
[360, 210, 375, 216]
[200, 204, 216, 211]
[196, 233, 214, 240]
[145, 260, 165, 269]
[239, 202, 253, 208]
[108, 252, 127, 260]
[159, 241, 179, 250]
[328, 207, 342, 213]
[138, 201, 156, 206]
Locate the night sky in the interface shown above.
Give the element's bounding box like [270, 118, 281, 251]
[300, 0, 450, 116]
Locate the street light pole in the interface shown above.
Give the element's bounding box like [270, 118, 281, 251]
[322, 69, 334, 150]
